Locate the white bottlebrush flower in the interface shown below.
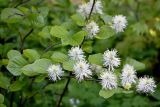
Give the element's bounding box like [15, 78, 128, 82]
[121, 64, 137, 87]
[88, 0, 103, 14]
[47, 64, 64, 81]
[103, 49, 120, 71]
[77, 2, 91, 18]
[85, 21, 99, 39]
[112, 15, 127, 33]
[77, 0, 103, 18]
[137, 76, 156, 93]
[73, 60, 92, 81]
[68, 47, 85, 61]
[100, 70, 117, 90]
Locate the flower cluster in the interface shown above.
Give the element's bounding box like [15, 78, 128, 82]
[46, 0, 156, 95]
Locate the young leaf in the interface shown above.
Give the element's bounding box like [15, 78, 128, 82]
[71, 13, 85, 26]
[9, 81, 26, 92]
[1, 8, 23, 23]
[21, 59, 52, 76]
[62, 60, 75, 71]
[88, 53, 103, 66]
[99, 89, 115, 99]
[7, 50, 21, 59]
[23, 49, 40, 62]
[7, 56, 28, 76]
[50, 26, 69, 39]
[51, 51, 68, 63]
[0, 74, 10, 89]
[125, 57, 146, 71]
[96, 25, 115, 39]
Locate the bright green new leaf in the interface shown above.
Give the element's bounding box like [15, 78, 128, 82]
[88, 53, 103, 66]
[51, 51, 68, 63]
[125, 57, 146, 71]
[96, 25, 115, 39]
[23, 49, 40, 62]
[0, 94, 4, 103]
[70, 31, 87, 46]
[7, 50, 21, 59]
[82, 41, 93, 53]
[99, 89, 115, 99]
[71, 13, 85, 26]
[63, 60, 75, 71]
[9, 81, 26, 92]
[7, 56, 28, 76]
[50, 26, 69, 39]
[21, 59, 52, 76]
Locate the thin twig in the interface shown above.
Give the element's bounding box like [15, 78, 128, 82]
[19, 28, 33, 53]
[86, 0, 96, 21]
[44, 42, 61, 52]
[15, 0, 31, 8]
[57, 73, 71, 107]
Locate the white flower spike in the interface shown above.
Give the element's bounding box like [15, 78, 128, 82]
[137, 76, 156, 94]
[112, 15, 127, 33]
[88, 0, 103, 14]
[103, 49, 120, 71]
[100, 70, 117, 90]
[77, 0, 103, 18]
[47, 64, 64, 81]
[73, 60, 92, 81]
[68, 47, 85, 61]
[85, 21, 99, 39]
[121, 64, 137, 88]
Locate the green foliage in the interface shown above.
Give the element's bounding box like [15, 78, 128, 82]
[88, 53, 103, 66]
[125, 57, 146, 71]
[71, 13, 85, 26]
[21, 59, 52, 76]
[51, 51, 68, 63]
[0, 0, 160, 107]
[96, 25, 115, 39]
[99, 89, 115, 99]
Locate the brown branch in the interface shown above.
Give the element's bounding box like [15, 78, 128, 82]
[86, 0, 96, 21]
[56, 73, 71, 107]
[19, 28, 33, 53]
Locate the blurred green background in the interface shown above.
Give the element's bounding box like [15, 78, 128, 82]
[0, 0, 160, 107]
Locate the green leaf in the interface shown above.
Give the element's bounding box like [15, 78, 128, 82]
[70, 31, 87, 46]
[34, 75, 47, 83]
[51, 51, 68, 63]
[63, 60, 75, 71]
[23, 49, 40, 62]
[96, 25, 115, 39]
[0, 74, 10, 89]
[21, 59, 52, 76]
[1, 8, 23, 23]
[82, 41, 93, 53]
[0, 94, 4, 103]
[125, 57, 146, 71]
[50, 26, 69, 39]
[7, 56, 28, 76]
[100, 14, 112, 24]
[7, 50, 21, 59]
[132, 22, 148, 35]
[88, 53, 103, 66]
[99, 89, 115, 99]
[71, 13, 85, 26]
[9, 81, 26, 92]
[0, 104, 6, 107]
